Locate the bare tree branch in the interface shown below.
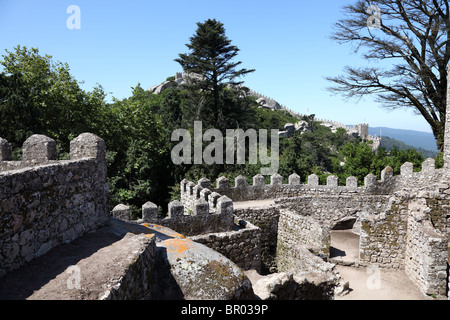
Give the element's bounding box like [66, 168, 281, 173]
[327, 0, 450, 151]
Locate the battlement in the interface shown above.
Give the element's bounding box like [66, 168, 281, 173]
[190, 158, 442, 202]
[0, 133, 109, 277]
[0, 133, 106, 172]
[112, 179, 235, 237]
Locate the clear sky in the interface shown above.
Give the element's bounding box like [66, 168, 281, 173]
[0, 0, 433, 133]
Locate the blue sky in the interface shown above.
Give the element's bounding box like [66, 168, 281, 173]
[0, 0, 433, 133]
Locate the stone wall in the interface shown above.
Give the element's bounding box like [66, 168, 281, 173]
[233, 206, 280, 274]
[190, 217, 262, 272]
[200, 159, 442, 203]
[0, 133, 109, 277]
[404, 192, 449, 297]
[277, 209, 330, 258]
[112, 197, 234, 236]
[358, 195, 408, 269]
[100, 233, 156, 300]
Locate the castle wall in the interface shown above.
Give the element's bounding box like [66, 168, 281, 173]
[404, 193, 449, 297]
[189, 217, 262, 272]
[233, 206, 280, 274]
[208, 159, 442, 203]
[0, 133, 109, 276]
[112, 199, 234, 238]
[358, 196, 409, 269]
[277, 210, 330, 258]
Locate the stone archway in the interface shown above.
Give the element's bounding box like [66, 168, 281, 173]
[329, 217, 360, 264]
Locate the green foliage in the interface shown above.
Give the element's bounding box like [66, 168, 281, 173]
[0, 45, 106, 152]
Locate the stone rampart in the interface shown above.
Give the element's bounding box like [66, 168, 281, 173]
[112, 199, 234, 237]
[204, 159, 441, 202]
[112, 178, 235, 237]
[0, 133, 109, 276]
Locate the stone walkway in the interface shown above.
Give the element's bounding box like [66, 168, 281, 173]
[233, 199, 275, 210]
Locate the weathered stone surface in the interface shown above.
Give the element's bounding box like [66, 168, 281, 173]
[0, 138, 12, 161]
[150, 224, 254, 300]
[22, 134, 56, 162]
[0, 133, 109, 275]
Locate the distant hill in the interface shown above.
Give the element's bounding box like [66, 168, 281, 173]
[368, 127, 438, 153]
[378, 136, 437, 159]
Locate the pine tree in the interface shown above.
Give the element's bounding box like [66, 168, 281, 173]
[175, 19, 255, 128]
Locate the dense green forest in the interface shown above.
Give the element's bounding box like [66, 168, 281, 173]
[1, 21, 442, 218]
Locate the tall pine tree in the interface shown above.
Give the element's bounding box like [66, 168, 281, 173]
[175, 19, 255, 129]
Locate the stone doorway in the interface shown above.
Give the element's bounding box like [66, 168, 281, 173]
[329, 218, 360, 265]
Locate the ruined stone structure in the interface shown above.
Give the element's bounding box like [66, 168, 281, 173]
[1, 71, 449, 300]
[1, 131, 449, 299]
[198, 161, 449, 297]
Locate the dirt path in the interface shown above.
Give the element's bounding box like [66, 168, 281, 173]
[335, 265, 430, 300]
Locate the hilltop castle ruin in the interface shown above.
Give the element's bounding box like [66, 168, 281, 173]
[0, 75, 449, 300]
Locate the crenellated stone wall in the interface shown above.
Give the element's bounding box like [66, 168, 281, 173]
[0, 133, 109, 276]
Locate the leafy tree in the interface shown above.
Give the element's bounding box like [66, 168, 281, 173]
[327, 0, 450, 152]
[0, 45, 106, 152]
[104, 85, 173, 215]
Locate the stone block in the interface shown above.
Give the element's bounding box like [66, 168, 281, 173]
[187, 181, 195, 195]
[253, 174, 265, 188]
[180, 179, 189, 193]
[209, 192, 221, 209]
[381, 166, 393, 182]
[22, 135, 56, 162]
[112, 204, 130, 221]
[400, 162, 414, 177]
[364, 174, 377, 187]
[216, 176, 229, 189]
[168, 200, 184, 218]
[271, 173, 283, 186]
[289, 173, 301, 186]
[200, 188, 212, 202]
[235, 175, 247, 188]
[346, 176, 358, 189]
[326, 175, 338, 187]
[217, 196, 233, 215]
[70, 133, 106, 161]
[194, 199, 209, 216]
[308, 174, 319, 186]
[142, 202, 158, 221]
[0, 138, 12, 161]
[198, 177, 211, 189]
